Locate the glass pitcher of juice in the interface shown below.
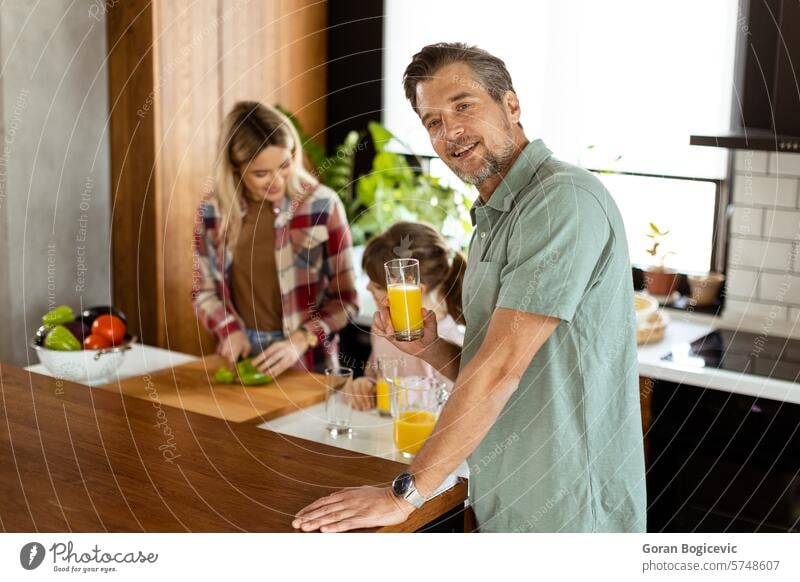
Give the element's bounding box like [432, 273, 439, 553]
[384, 258, 424, 341]
[388, 376, 447, 457]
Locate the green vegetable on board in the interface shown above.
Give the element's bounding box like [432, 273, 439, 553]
[236, 358, 273, 386]
[213, 367, 235, 384]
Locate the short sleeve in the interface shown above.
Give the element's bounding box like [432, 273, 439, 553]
[497, 183, 612, 323]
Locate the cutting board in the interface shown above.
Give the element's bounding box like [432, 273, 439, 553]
[100, 355, 328, 424]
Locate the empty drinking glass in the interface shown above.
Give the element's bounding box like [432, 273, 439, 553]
[324, 367, 354, 436]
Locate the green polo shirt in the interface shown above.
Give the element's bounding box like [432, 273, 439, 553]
[462, 139, 646, 532]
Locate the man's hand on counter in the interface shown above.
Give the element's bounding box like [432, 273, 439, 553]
[292, 486, 414, 532]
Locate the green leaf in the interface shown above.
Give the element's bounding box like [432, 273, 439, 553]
[367, 121, 394, 152]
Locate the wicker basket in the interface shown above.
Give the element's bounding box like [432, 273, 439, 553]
[636, 310, 669, 345]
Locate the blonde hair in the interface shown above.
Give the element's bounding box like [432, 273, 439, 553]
[362, 222, 466, 325]
[213, 101, 316, 247]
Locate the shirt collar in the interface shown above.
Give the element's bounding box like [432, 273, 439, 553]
[239, 191, 294, 228]
[469, 139, 552, 225]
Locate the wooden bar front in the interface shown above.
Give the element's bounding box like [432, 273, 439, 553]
[0, 365, 466, 532]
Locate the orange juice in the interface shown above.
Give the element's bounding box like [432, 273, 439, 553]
[376, 377, 391, 415]
[387, 284, 424, 340]
[394, 410, 437, 456]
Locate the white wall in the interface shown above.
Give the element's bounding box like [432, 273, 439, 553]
[0, 0, 111, 366]
[383, 0, 737, 179]
[726, 150, 800, 333]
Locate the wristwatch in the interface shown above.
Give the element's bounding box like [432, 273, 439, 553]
[391, 472, 427, 509]
[298, 325, 319, 349]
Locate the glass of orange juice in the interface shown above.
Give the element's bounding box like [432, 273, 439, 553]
[389, 376, 447, 458]
[384, 258, 424, 342]
[376, 356, 401, 417]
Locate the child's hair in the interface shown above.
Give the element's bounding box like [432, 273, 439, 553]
[363, 222, 466, 325]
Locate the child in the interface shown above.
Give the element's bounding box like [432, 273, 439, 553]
[351, 222, 466, 410]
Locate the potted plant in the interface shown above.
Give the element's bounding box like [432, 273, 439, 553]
[643, 222, 679, 297]
[279, 107, 473, 248]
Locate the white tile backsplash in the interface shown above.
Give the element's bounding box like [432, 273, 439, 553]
[768, 152, 800, 177]
[726, 151, 800, 327]
[759, 273, 800, 305]
[725, 268, 759, 298]
[762, 209, 800, 240]
[730, 207, 763, 236]
[725, 299, 789, 320]
[728, 237, 794, 271]
[732, 175, 798, 208]
[735, 150, 769, 173]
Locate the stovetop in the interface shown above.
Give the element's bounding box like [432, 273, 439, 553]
[662, 329, 800, 383]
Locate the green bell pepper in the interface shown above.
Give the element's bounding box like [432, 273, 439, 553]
[236, 358, 273, 386]
[44, 324, 82, 351]
[42, 305, 75, 326]
[213, 367, 235, 384]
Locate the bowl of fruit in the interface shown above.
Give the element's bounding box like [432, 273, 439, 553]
[31, 305, 135, 385]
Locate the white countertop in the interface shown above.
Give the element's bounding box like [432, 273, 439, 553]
[258, 402, 470, 476]
[257, 401, 468, 497]
[24, 342, 199, 386]
[636, 308, 800, 405]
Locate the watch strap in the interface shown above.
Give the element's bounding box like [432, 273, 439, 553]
[403, 486, 427, 509]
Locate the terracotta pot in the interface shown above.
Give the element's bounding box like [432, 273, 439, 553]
[687, 272, 725, 306]
[644, 268, 679, 297]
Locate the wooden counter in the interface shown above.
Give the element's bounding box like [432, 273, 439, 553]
[0, 364, 466, 532]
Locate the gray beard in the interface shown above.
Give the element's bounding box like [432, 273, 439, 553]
[451, 140, 517, 186]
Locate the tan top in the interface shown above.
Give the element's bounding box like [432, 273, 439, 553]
[230, 199, 283, 332]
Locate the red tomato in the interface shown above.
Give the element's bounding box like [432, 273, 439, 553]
[91, 315, 127, 345]
[84, 333, 112, 350]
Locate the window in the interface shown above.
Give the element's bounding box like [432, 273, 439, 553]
[384, 0, 738, 273]
[592, 172, 719, 274]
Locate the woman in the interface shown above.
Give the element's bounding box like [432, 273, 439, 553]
[192, 101, 358, 375]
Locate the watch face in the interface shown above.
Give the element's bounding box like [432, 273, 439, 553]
[392, 472, 413, 496]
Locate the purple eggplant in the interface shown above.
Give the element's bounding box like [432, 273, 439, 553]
[64, 318, 91, 343]
[81, 305, 127, 327]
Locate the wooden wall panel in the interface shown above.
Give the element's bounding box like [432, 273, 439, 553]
[108, 0, 327, 356]
[277, 0, 327, 142]
[155, 0, 221, 355]
[220, 0, 281, 115]
[219, 0, 327, 141]
[107, 0, 159, 345]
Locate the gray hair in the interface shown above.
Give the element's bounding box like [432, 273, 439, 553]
[403, 42, 517, 111]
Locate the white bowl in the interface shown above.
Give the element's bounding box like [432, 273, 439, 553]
[31, 336, 135, 385]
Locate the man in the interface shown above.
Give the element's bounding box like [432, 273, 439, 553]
[293, 42, 646, 533]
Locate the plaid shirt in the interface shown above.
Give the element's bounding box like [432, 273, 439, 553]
[191, 182, 359, 370]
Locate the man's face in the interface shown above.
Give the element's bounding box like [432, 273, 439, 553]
[415, 62, 519, 186]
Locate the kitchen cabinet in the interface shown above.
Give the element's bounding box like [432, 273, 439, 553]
[644, 378, 800, 532]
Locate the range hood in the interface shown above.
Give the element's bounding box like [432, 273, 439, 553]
[691, 0, 800, 152]
[690, 130, 800, 153]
